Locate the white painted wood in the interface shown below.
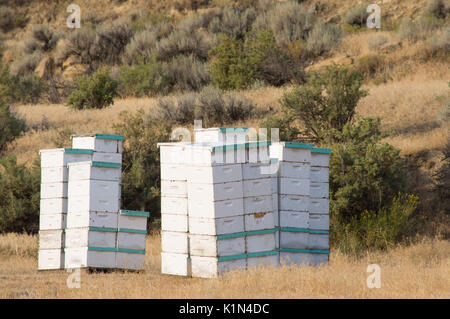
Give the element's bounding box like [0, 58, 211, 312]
[189, 235, 245, 257]
[244, 212, 275, 231]
[64, 248, 116, 268]
[160, 180, 187, 197]
[274, 210, 279, 227]
[38, 249, 64, 270]
[188, 198, 244, 218]
[68, 162, 121, 181]
[117, 231, 146, 251]
[161, 231, 189, 254]
[187, 164, 242, 184]
[72, 136, 122, 153]
[275, 230, 280, 248]
[67, 211, 118, 229]
[41, 166, 67, 183]
[118, 213, 148, 231]
[247, 254, 279, 268]
[92, 152, 122, 164]
[39, 230, 64, 249]
[310, 182, 329, 198]
[242, 163, 271, 180]
[246, 233, 276, 253]
[40, 198, 68, 214]
[186, 144, 246, 166]
[271, 177, 278, 194]
[272, 193, 278, 211]
[279, 162, 310, 179]
[243, 195, 273, 214]
[279, 195, 309, 211]
[159, 143, 191, 164]
[40, 182, 67, 199]
[68, 180, 120, 213]
[309, 213, 329, 230]
[191, 256, 246, 278]
[308, 233, 329, 250]
[161, 214, 188, 232]
[309, 198, 329, 214]
[279, 211, 309, 228]
[39, 149, 92, 168]
[246, 146, 270, 164]
[65, 227, 117, 248]
[269, 143, 311, 162]
[116, 251, 145, 270]
[161, 252, 190, 276]
[160, 164, 187, 181]
[280, 231, 308, 249]
[310, 153, 329, 167]
[188, 181, 243, 201]
[39, 213, 66, 230]
[189, 215, 244, 235]
[280, 252, 328, 266]
[279, 178, 309, 195]
[161, 196, 188, 215]
[243, 179, 272, 197]
[194, 128, 248, 144]
[310, 167, 329, 183]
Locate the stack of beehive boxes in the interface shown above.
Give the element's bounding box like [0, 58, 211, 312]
[38, 134, 149, 271]
[270, 142, 330, 266]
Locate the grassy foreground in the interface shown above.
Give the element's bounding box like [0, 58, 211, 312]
[0, 233, 448, 298]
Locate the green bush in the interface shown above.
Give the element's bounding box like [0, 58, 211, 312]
[0, 103, 26, 153]
[356, 54, 385, 80]
[209, 35, 256, 90]
[0, 155, 40, 234]
[165, 54, 211, 92]
[278, 63, 368, 143]
[119, 56, 170, 97]
[10, 73, 45, 104]
[113, 110, 172, 223]
[67, 68, 118, 109]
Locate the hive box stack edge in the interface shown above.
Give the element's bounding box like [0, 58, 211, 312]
[270, 142, 321, 266]
[159, 142, 191, 276]
[307, 147, 331, 265]
[38, 148, 94, 270]
[242, 142, 279, 269]
[64, 134, 124, 269]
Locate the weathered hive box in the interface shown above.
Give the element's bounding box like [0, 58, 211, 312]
[161, 196, 188, 215]
[40, 148, 93, 169]
[161, 252, 190, 276]
[118, 210, 149, 231]
[39, 230, 65, 249]
[310, 148, 331, 167]
[269, 142, 313, 162]
[40, 182, 68, 199]
[279, 178, 310, 196]
[279, 194, 309, 211]
[189, 235, 245, 257]
[244, 212, 275, 232]
[117, 229, 147, 251]
[188, 198, 244, 219]
[161, 213, 188, 232]
[194, 127, 249, 144]
[243, 195, 273, 214]
[279, 228, 309, 249]
[191, 255, 246, 278]
[40, 198, 68, 214]
[65, 247, 116, 269]
[39, 213, 66, 230]
[161, 180, 187, 197]
[68, 161, 121, 182]
[65, 227, 117, 249]
[66, 211, 118, 229]
[71, 134, 123, 153]
[187, 163, 242, 184]
[279, 211, 309, 228]
[116, 249, 145, 270]
[309, 198, 329, 214]
[246, 230, 277, 253]
[188, 215, 244, 235]
[38, 249, 65, 270]
[67, 178, 120, 213]
[280, 248, 329, 266]
[247, 251, 279, 268]
[243, 179, 272, 197]
[161, 231, 189, 254]
[188, 181, 243, 202]
[309, 213, 329, 231]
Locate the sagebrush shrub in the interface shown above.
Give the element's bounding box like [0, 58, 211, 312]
[208, 7, 257, 39]
[344, 3, 370, 27]
[10, 51, 42, 76]
[0, 6, 26, 32]
[165, 54, 210, 92]
[223, 91, 254, 122]
[56, 27, 96, 65]
[356, 54, 385, 80]
[304, 23, 342, 58]
[122, 29, 158, 65]
[27, 25, 59, 53]
[367, 34, 389, 51]
[0, 156, 40, 234]
[67, 68, 118, 109]
[398, 16, 443, 43]
[425, 0, 450, 19]
[91, 22, 134, 65]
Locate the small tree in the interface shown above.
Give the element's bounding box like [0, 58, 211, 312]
[280, 63, 368, 143]
[67, 68, 118, 110]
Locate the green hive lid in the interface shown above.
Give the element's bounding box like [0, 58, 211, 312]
[64, 148, 94, 154]
[118, 228, 147, 234]
[89, 226, 118, 232]
[219, 127, 249, 133]
[218, 253, 247, 262]
[117, 248, 146, 254]
[211, 141, 272, 152]
[311, 147, 332, 154]
[284, 142, 314, 149]
[270, 158, 279, 164]
[280, 248, 330, 254]
[247, 250, 278, 258]
[120, 210, 150, 217]
[95, 134, 124, 140]
[92, 161, 121, 168]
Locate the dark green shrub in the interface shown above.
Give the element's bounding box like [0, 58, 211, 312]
[209, 35, 256, 90]
[10, 73, 45, 104]
[113, 110, 172, 223]
[356, 54, 385, 80]
[0, 103, 26, 153]
[279, 63, 368, 143]
[119, 56, 170, 97]
[165, 54, 210, 92]
[0, 155, 40, 234]
[434, 138, 450, 209]
[67, 68, 118, 109]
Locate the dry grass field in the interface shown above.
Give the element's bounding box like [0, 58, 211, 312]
[0, 233, 448, 299]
